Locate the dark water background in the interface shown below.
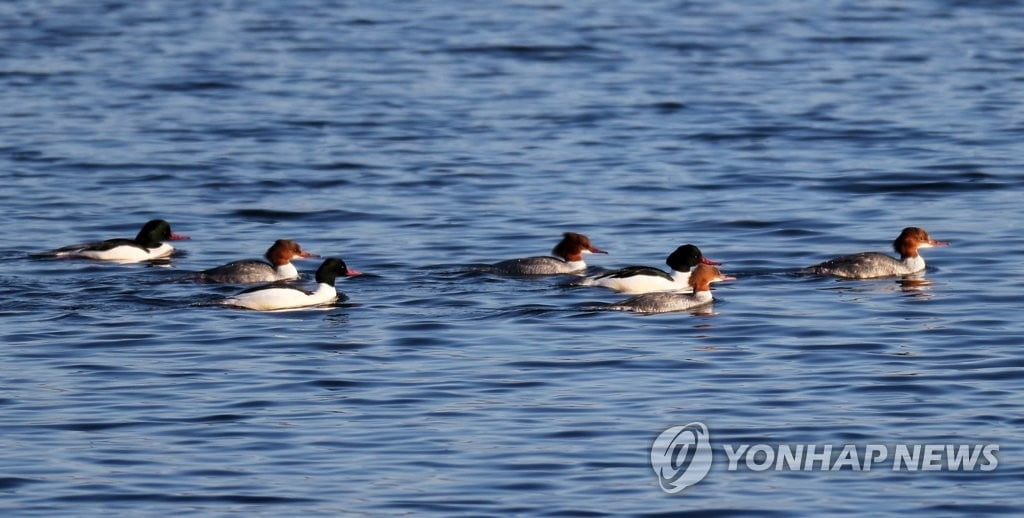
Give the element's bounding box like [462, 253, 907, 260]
[2, 1, 1023, 515]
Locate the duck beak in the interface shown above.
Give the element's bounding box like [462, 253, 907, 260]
[589, 246, 608, 254]
[929, 239, 950, 247]
[701, 256, 721, 265]
[345, 268, 363, 277]
[720, 275, 736, 281]
[169, 233, 190, 241]
[299, 251, 320, 258]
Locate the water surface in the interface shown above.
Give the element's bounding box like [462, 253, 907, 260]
[2, 1, 1023, 515]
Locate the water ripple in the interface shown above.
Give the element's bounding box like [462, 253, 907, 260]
[0, 0, 1022, 516]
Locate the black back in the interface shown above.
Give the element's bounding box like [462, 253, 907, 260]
[237, 281, 312, 296]
[90, 238, 143, 252]
[594, 265, 672, 281]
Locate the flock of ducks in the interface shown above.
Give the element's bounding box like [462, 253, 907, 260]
[36, 220, 949, 313]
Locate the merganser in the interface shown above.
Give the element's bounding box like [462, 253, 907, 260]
[197, 239, 321, 283]
[491, 232, 607, 275]
[221, 258, 358, 311]
[608, 264, 734, 314]
[800, 227, 949, 279]
[42, 219, 189, 262]
[580, 244, 719, 294]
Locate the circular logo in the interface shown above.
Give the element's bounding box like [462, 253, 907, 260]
[651, 422, 713, 493]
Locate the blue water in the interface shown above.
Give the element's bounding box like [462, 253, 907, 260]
[2, 0, 1024, 515]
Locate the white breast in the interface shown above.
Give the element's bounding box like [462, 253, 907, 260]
[78, 243, 174, 262]
[224, 284, 337, 311]
[273, 262, 300, 280]
[594, 271, 690, 294]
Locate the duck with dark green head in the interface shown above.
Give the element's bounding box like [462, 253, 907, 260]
[221, 258, 360, 311]
[42, 219, 189, 262]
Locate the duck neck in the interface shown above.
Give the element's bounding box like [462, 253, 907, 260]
[901, 255, 925, 271]
[691, 290, 713, 303]
[670, 269, 691, 285]
[563, 258, 586, 270]
[274, 262, 298, 279]
[313, 282, 336, 295]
